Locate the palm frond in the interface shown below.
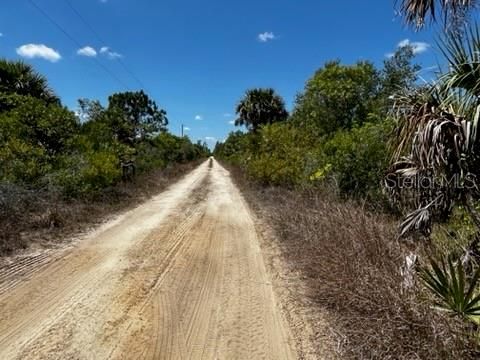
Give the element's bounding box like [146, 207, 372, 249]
[400, 202, 434, 236]
[399, 0, 477, 28]
[0, 59, 59, 105]
[386, 82, 480, 235]
[420, 255, 480, 320]
[438, 25, 480, 97]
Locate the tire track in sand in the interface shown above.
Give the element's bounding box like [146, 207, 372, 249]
[0, 160, 297, 360]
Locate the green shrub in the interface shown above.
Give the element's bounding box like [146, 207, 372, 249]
[214, 131, 252, 166]
[313, 120, 393, 198]
[0, 138, 51, 183]
[136, 141, 166, 173]
[420, 255, 480, 323]
[246, 123, 317, 186]
[52, 150, 121, 197]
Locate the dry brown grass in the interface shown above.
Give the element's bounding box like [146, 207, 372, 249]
[0, 161, 202, 255]
[230, 166, 480, 359]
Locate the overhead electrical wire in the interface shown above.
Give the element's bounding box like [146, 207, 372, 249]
[64, 0, 146, 90]
[27, 0, 130, 89]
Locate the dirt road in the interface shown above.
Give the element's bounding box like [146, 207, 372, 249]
[0, 160, 296, 359]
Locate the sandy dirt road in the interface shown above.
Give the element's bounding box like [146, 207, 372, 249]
[0, 160, 296, 360]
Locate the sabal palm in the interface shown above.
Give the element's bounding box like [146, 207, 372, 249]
[399, 0, 476, 28]
[387, 27, 480, 236]
[235, 88, 288, 132]
[0, 59, 59, 105]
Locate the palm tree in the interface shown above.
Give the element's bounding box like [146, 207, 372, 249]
[386, 28, 480, 236]
[0, 59, 60, 105]
[235, 88, 288, 132]
[398, 0, 476, 28]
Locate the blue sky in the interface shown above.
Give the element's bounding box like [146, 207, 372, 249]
[0, 0, 438, 146]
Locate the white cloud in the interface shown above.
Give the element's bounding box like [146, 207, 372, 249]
[107, 51, 122, 59]
[223, 113, 233, 117]
[77, 46, 97, 57]
[258, 31, 276, 43]
[195, 115, 203, 121]
[183, 127, 191, 131]
[16, 44, 61, 62]
[205, 137, 216, 142]
[99, 46, 122, 59]
[0, 33, 3, 37]
[228, 120, 235, 125]
[397, 39, 430, 54]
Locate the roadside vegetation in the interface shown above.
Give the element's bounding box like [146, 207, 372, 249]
[215, 1, 480, 357]
[0, 59, 209, 254]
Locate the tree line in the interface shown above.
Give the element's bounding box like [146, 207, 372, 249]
[215, 0, 480, 334]
[214, 45, 419, 198]
[0, 59, 209, 197]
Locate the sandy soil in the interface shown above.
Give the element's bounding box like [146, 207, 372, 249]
[0, 160, 297, 359]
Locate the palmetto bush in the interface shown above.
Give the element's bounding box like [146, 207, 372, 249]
[420, 255, 480, 321]
[386, 27, 480, 237]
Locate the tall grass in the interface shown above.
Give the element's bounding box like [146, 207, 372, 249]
[0, 161, 201, 255]
[233, 166, 479, 358]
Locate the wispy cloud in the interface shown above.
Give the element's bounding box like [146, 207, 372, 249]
[228, 120, 235, 125]
[258, 31, 276, 43]
[205, 136, 216, 142]
[77, 46, 97, 57]
[223, 113, 233, 117]
[183, 126, 191, 131]
[195, 115, 203, 121]
[16, 44, 61, 62]
[398, 39, 430, 54]
[0, 33, 3, 37]
[100, 46, 122, 59]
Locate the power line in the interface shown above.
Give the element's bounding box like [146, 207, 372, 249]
[27, 0, 130, 89]
[64, 0, 146, 90]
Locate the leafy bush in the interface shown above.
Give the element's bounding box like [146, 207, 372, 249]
[0, 137, 51, 183]
[52, 150, 122, 197]
[214, 131, 252, 166]
[420, 255, 480, 322]
[315, 119, 393, 198]
[245, 123, 317, 186]
[0, 59, 208, 199]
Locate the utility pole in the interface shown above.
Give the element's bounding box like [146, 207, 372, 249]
[181, 124, 184, 137]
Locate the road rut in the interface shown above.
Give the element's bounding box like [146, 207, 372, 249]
[0, 160, 296, 359]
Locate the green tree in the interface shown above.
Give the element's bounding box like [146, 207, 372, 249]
[318, 120, 394, 198]
[214, 131, 252, 165]
[382, 45, 421, 98]
[107, 90, 168, 144]
[235, 88, 288, 132]
[78, 98, 132, 154]
[0, 59, 60, 107]
[291, 60, 380, 135]
[246, 123, 317, 186]
[0, 94, 78, 156]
